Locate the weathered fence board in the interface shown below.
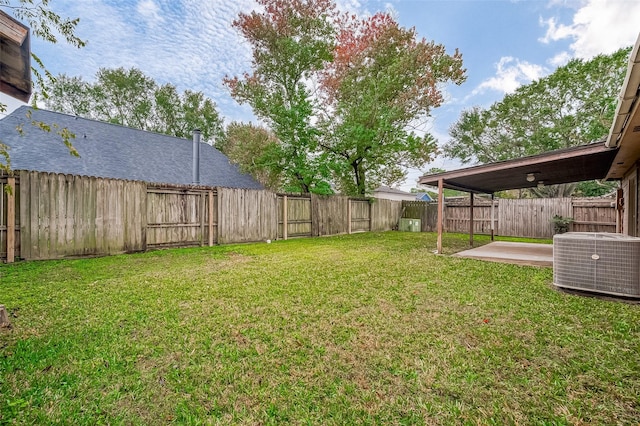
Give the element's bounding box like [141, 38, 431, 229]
[498, 198, 572, 238]
[402, 201, 439, 232]
[350, 199, 371, 233]
[371, 199, 403, 231]
[407, 197, 615, 238]
[218, 188, 277, 244]
[311, 194, 349, 236]
[1, 170, 621, 262]
[17, 171, 146, 260]
[1, 175, 20, 260]
[571, 198, 616, 233]
[146, 188, 212, 248]
[277, 195, 312, 239]
[445, 199, 496, 235]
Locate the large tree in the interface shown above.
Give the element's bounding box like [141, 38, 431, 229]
[445, 48, 630, 164]
[318, 12, 466, 195]
[1, 0, 85, 174]
[41, 67, 225, 144]
[224, 0, 336, 194]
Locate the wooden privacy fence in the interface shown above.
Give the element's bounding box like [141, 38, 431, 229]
[570, 198, 617, 233]
[276, 194, 402, 239]
[401, 201, 439, 232]
[1, 171, 404, 262]
[1, 170, 619, 262]
[437, 197, 615, 238]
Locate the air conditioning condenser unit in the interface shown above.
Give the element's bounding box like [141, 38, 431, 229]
[553, 232, 640, 297]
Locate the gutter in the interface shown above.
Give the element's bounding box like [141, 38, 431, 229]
[606, 33, 640, 148]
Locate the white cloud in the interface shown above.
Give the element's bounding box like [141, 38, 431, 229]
[29, 0, 374, 124]
[472, 57, 547, 96]
[540, 0, 640, 58]
[137, 0, 164, 25]
[33, 1, 258, 121]
[548, 50, 571, 67]
[539, 16, 574, 44]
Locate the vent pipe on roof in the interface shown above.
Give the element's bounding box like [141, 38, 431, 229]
[192, 129, 201, 185]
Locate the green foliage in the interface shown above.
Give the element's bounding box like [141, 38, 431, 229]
[2, 233, 639, 423]
[0, 0, 84, 47]
[224, 0, 337, 194]
[551, 215, 574, 234]
[217, 122, 285, 191]
[319, 13, 466, 196]
[525, 182, 577, 199]
[41, 68, 225, 145]
[226, 1, 464, 196]
[423, 167, 447, 176]
[525, 180, 618, 199]
[445, 48, 630, 164]
[573, 180, 618, 197]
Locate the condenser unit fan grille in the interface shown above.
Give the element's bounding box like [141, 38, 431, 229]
[553, 232, 640, 297]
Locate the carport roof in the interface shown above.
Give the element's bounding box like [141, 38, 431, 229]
[418, 142, 618, 194]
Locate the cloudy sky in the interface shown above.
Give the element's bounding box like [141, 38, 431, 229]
[2, 0, 640, 190]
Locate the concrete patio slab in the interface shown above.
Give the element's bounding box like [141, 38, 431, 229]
[453, 241, 553, 267]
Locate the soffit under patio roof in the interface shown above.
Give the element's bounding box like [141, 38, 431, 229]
[418, 142, 619, 194]
[605, 33, 640, 180]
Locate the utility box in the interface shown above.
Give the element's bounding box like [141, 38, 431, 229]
[399, 218, 421, 232]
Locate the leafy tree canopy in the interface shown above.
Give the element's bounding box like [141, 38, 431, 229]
[445, 47, 630, 165]
[217, 122, 284, 192]
[226, 0, 465, 195]
[41, 67, 225, 144]
[318, 12, 466, 195]
[444, 48, 629, 198]
[224, 0, 337, 194]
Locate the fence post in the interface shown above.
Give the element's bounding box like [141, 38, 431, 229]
[347, 199, 352, 234]
[437, 178, 444, 254]
[6, 177, 15, 263]
[200, 192, 205, 247]
[208, 190, 214, 246]
[283, 195, 288, 240]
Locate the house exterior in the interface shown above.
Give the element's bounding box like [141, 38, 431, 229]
[373, 186, 417, 201]
[0, 106, 262, 189]
[0, 11, 31, 103]
[415, 192, 433, 202]
[605, 34, 640, 237]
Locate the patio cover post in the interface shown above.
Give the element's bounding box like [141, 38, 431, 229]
[437, 178, 444, 254]
[491, 193, 495, 241]
[469, 192, 474, 247]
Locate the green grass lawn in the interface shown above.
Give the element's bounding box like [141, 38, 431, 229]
[1, 232, 638, 424]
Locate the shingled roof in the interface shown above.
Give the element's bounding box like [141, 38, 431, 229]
[0, 106, 263, 189]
